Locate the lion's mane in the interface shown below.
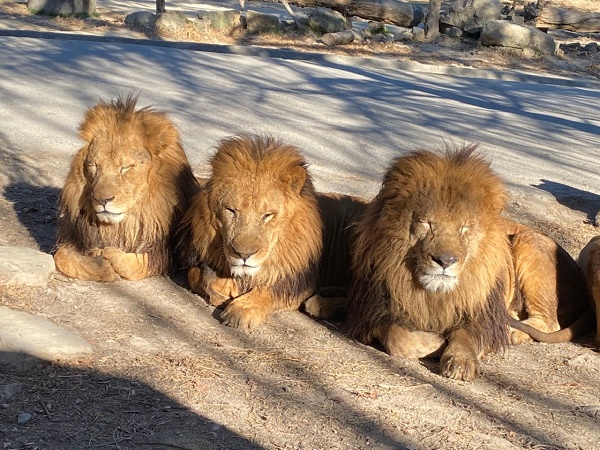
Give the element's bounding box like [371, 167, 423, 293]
[179, 134, 323, 308]
[345, 146, 511, 353]
[56, 95, 199, 276]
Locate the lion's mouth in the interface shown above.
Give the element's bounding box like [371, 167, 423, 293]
[419, 273, 458, 293]
[230, 264, 260, 277]
[96, 211, 125, 224]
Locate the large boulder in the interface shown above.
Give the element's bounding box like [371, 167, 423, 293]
[481, 20, 557, 55]
[28, 0, 96, 16]
[247, 11, 281, 33]
[440, 0, 502, 36]
[197, 9, 240, 30]
[155, 11, 189, 35]
[307, 7, 346, 34]
[124, 11, 155, 30]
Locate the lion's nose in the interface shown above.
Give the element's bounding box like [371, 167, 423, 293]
[432, 252, 458, 269]
[232, 247, 258, 262]
[95, 196, 115, 206]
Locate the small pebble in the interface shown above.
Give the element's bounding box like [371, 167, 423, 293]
[17, 412, 32, 424]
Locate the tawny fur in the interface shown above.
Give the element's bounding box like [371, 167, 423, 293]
[335, 145, 589, 380]
[345, 146, 513, 370]
[54, 95, 199, 281]
[178, 134, 324, 329]
[579, 236, 600, 347]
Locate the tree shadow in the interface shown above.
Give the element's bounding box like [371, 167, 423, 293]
[0, 352, 265, 450]
[3, 182, 59, 253]
[534, 179, 600, 224]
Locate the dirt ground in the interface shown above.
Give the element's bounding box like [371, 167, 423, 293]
[1, 0, 600, 449]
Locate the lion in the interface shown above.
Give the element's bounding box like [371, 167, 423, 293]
[54, 95, 200, 282]
[308, 145, 589, 381]
[578, 236, 600, 347]
[177, 134, 366, 330]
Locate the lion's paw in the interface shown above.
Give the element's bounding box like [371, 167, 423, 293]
[220, 298, 268, 330]
[206, 277, 239, 308]
[440, 353, 480, 381]
[510, 329, 533, 345]
[101, 246, 126, 261]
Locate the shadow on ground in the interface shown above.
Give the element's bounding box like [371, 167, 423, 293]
[0, 352, 265, 450]
[535, 179, 600, 224]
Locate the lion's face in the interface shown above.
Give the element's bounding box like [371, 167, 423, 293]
[84, 139, 152, 224]
[181, 134, 322, 286]
[409, 208, 483, 293]
[211, 164, 307, 277]
[58, 96, 199, 265]
[215, 183, 288, 277]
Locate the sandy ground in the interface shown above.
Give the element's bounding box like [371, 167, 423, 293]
[0, 119, 599, 450]
[1, 0, 600, 449]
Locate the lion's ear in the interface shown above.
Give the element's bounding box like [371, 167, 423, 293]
[281, 166, 307, 195]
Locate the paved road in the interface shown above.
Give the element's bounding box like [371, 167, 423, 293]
[0, 34, 599, 202]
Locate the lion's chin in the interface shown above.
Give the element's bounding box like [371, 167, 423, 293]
[96, 211, 125, 224]
[419, 274, 459, 293]
[230, 265, 261, 278]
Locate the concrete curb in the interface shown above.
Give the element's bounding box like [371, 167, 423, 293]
[1, 28, 599, 89]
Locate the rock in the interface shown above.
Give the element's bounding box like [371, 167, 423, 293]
[155, 11, 189, 35]
[440, 0, 501, 36]
[124, 11, 155, 30]
[246, 11, 280, 33]
[197, 9, 240, 30]
[191, 18, 211, 33]
[27, 0, 96, 16]
[17, 412, 32, 424]
[443, 25, 463, 37]
[307, 7, 346, 34]
[1, 383, 22, 400]
[481, 20, 556, 55]
[0, 246, 54, 287]
[412, 26, 425, 41]
[584, 42, 598, 54]
[560, 42, 582, 52]
[0, 306, 93, 371]
[393, 31, 414, 41]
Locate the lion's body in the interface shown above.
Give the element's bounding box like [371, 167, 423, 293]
[579, 236, 600, 347]
[54, 96, 199, 281]
[338, 146, 589, 381]
[179, 135, 326, 329]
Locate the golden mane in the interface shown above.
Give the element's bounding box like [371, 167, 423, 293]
[56, 95, 199, 277]
[345, 146, 512, 354]
[179, 134, 323, 306]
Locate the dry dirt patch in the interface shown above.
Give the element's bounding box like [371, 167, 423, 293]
[1, 154, 599, 449]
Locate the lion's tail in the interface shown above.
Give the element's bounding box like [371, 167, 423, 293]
[509, 313, 596, 343]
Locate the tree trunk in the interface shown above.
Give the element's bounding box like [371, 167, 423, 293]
[424, 0, 441, 40]
[536, 7, 600, 32]
[271, 0, 424, 27]
[322, 29, 361, 45]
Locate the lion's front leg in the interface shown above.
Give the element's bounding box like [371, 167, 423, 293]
[303, 295, 347, 320]
[383, 324, 446, 359]
[188, 265, 240, 308]
[101, 247, 150, 281]
[220, 286, 273, 330]
[54, 245, 120, 282]
[440, 328, 482, 381]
